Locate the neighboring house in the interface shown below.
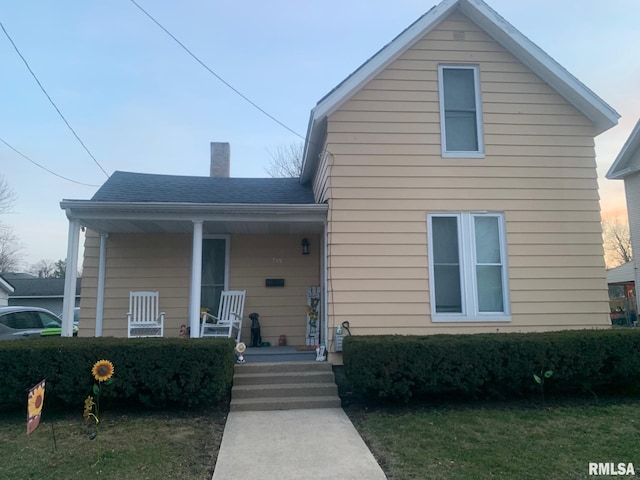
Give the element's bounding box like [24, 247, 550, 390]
[605, 262, 637, 325]
[6, 274, 81, 314]
[60, 0, 619, 361]
[0, 275, 15, 307]
[606, 262, 635, 288]
[606, 118, 640, 314]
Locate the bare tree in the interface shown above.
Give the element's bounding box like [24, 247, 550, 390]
[0, 175, 21, 273]
[0, 226, 21, 273]
[30, 259, 56, 278]
[265, 142, 304, 178]
[602, 213, 633, 268]
[0, 175, 16, 214]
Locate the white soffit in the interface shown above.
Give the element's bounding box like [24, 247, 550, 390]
[606, 118, 640, 179]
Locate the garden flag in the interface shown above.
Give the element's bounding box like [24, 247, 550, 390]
[27, 379, 46, 434]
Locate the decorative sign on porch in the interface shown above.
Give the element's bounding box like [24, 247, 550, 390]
[306, 286, 321, 346]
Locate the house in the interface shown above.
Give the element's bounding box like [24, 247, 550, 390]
[0, 275, 14, 307]
[5, 274, 81, 314]
[605, 262, 636, 325]
[606, 118, 640, 314]
[60, 0, 619, 361]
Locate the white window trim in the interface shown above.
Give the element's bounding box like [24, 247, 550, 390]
[438, 64, 485, 158]
[427, 212, 510, 322]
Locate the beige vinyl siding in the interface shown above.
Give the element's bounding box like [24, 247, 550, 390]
[229, 234, 321, 346]
[80, 232, 321, 342]
[320, 10, 609, 349]
[312, 150, 331, 203]
[79, 232, 191, 337]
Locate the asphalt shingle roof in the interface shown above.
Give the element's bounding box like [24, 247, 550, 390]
[91, 171, 316, 205]
[8, 278, 81, 297]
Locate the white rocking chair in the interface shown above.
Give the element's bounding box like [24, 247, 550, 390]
[200, 290, 246, 342]
[127, 291, 165, 338]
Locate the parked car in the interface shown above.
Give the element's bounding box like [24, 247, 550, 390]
[0, 306, 77, 340]
[58, 307, 80, 328]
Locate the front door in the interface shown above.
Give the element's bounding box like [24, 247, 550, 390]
[201, 238, 228, 316]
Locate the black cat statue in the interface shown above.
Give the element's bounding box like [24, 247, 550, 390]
[249, 312, 262, 348]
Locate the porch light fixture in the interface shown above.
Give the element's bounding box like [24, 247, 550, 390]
[301, 238, 310, 255]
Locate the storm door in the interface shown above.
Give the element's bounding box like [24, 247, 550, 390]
[201, 237, 228, 316]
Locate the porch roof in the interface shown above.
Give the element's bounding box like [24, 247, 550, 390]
[92, 171, 316, 204]
[60, 200, 328, 235]
[60, 172, 327, 235]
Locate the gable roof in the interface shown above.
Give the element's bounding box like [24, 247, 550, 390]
[0, 275, 14, 295]
[301, 0, 620, 183]
[8, 277, 81, 298]
[606, 118, 640, 180]
[606, 262, 635, 285]
[92, 171, 316, 205]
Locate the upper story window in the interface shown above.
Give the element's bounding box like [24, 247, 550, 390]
[438, 65, 484, 158]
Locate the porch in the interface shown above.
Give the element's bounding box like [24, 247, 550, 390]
[59, 194, 328, 346]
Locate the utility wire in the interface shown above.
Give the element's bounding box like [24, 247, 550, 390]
[0, 137, 100, 187]
[129, 0, 307, 142]
[0, 20, 110, 178]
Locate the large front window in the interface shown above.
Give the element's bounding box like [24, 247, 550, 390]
[428, 213, 509, 321]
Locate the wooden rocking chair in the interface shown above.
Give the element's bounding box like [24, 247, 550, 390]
[127, 291, 165, 338]
[200, 290, 246, 342]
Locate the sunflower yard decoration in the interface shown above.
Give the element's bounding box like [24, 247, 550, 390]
[27, 379, 46, 434]
[84, 359, 115, 447]
[92, 359, 114, 383]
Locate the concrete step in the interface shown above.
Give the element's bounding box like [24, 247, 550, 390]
[230, 395, 342, 412]
[235, 361, 332, 374]
[231, 360, 341, 411]
[233, 371, 335, 386]
[232, 382, 338, 400]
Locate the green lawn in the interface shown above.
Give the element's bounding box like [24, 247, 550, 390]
[0, 408, 226, 480]
[4, 399, 640, 480]
[348, 400, 640, 480]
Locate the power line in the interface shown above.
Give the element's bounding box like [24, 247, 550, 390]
[0, 20, 110, 178]
[0, 137, 100, 187]
[129, 0, 307, 142]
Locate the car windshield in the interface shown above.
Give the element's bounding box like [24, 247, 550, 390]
[38, 312, 61, 328]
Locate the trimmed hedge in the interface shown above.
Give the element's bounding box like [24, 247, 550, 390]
[343, 330, 640, 402]
[0, 337, 235, 411]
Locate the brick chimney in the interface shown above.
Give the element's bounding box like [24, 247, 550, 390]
[210, 142, 230, 177]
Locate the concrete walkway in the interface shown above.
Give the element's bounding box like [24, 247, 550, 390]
[212, 408, 388, 480]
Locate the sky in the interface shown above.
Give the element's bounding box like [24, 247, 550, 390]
[1, 0, 639, 269]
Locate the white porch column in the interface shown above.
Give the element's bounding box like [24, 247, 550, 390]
[61, 218, 81, 337]
[322, 222, 329, 349]
[189, 221, 203, 337]
[95, 233, 108, 337]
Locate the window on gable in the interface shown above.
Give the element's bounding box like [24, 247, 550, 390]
[438, 65, 484, 157]
[428, 212, 510, 321]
